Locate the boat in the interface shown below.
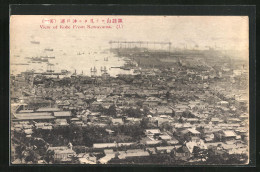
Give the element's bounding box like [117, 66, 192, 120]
[91, 67, 97, 73]
[104, 57, 109, 61]
[44, 48, 54, 51]
[103, 66, 107, 73]
[46, 64, 55, 73]
[11, 63, 29, 65]
[31, 41, 40, 44]
[40, 56, 55, 59]
[101, 66, 107, 73]
[120, 67, 131, 70]
[30, 57, 49, 62]
[77, 52, 85, 55]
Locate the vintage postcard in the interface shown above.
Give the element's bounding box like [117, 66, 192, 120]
[10, 15, 249, 165]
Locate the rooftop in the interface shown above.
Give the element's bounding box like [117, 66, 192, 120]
[36, 107, 61, 112]
[14, 112, 55, 120]
[223, 130, 237, 137]
[54, 111, 72, 117]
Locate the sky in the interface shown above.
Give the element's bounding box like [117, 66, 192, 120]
[10, 15, 249, 74]
[10, 15, 248, 50]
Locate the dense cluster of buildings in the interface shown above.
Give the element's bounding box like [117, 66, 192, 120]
[10, 50, 249, 164]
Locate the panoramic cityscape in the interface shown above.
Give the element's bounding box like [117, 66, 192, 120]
[10, 16, 249, 165]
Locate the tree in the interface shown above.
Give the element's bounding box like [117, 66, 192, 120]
[143, 106, 150, 116]
[44, 150, 55, 164]
[171, 110, 175, 117]
[71, 156, 80, 164]
[160, 122, 173, 131]
[136, 100, 143, 107]
[166, 91, 170, 100]
[96, 104, 104, 113]
[178, 117, 184, 123]
[25, 149, 40, 164]
[123, 107, 142, 118]
[106, 104, 117, 117]
[193, 146, 208, 161]
[182, 110, 195, 118]
[31, 138, 48, 155]
[140, 117, 149, 129]
[85, 98, 96, 106]
[15, 145, 26, 162]
[71, 109, 77, 117]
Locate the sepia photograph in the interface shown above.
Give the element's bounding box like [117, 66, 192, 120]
[10, 15, 249, 165]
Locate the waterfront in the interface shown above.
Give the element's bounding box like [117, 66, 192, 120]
[11, 46, 134, 77]
[10, 15, 250, 165]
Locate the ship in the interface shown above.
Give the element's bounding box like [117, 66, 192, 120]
[11, 63, 29, 66]
[120, 67, 131, 70]
[61, 69, 69, 74]
[104, 57, 109, 61]
[90, 66, 97, 76]
[101, 66, 107, 73]
[31, 41, 40, 44]
[77, 52, 85, 55]
[40, 56, 55, 59]
[46, 63, 55, 73]
[29, 57, 49, 62]
[91, 67, 97, 72]
[44, 48, 54, 51]
[103, 66, 107, 73]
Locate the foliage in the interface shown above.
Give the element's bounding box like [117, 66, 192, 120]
[140, 117, 150, 129]
[44, 150, 55, 164]
[159, 121, 173, 131]
[123, 107, 142, 118]
[182, 110, 196, 118]
[32, 124, 144, 147]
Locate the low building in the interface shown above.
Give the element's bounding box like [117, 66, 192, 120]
[98, 154, 115, 164]
[118, 150, 150, 159]
[36, 107, 61, 112]
[112, 118, 124, 125]
[54, 111, 72, 118]
[159, 134, 172, 141]
[144, 129, 161, 137]
[13, 112, 55, 122]
[156, 146, 175, 153]
[93, 143, 117, 149]
[181, 128, 201, 137]
[47, 146, 76, 162]
[217, 130, 237, 141]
